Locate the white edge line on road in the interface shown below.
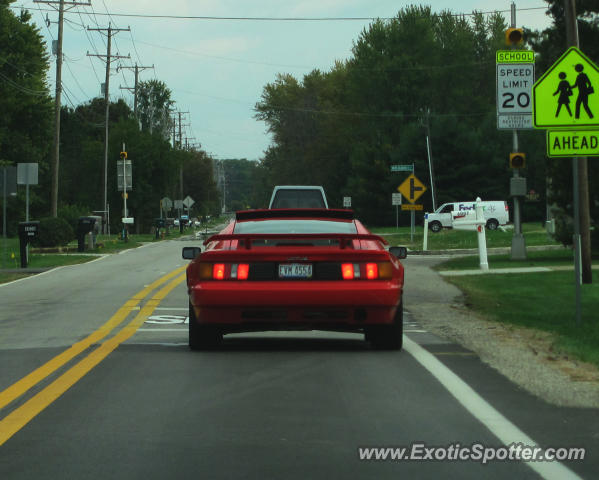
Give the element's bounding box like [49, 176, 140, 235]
[403, 336, 582, 480]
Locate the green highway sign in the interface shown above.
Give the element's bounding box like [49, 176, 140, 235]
[546, 130, 599, 157]
[533, 47, 599, 129]
[496, 50, 535, 63]
[390, 164, 413, 172]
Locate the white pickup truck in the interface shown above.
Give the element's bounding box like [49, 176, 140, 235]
[268, 186, 329, 209]
[426, 201, 509, 233]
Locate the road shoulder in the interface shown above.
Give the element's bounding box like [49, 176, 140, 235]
[404, 256, 599, 408]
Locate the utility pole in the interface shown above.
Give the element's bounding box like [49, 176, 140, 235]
[564, 0, 592, 285]
[509, 3, 527, 260]
[424, 108, 437, 211]
[118, 63, 154, 117]
[34, 0, 91, 217]
[176, 111, 189, 201]
[87, 24, 130, 233]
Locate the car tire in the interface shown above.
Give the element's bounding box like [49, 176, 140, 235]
[429, 221, 442, 233]
[189, 302, 222, 350]
[486, 219, 499, 230]
[366, 302, 403, 351]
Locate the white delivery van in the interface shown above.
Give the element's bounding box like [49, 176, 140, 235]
[426, 201, 509, 233]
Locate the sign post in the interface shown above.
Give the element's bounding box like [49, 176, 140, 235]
[398, 173, 427, 243]
[2, 167, 17, 269]
[392, 193, 401, 229]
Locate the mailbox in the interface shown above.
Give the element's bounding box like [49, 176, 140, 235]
[18, 221, 40, 268]
[77, 216, 100, 252]
[154, 218, 166, 239]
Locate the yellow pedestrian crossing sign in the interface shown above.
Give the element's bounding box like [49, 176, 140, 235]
[398, 174, 427, 204]
[533, 47, 599, 128]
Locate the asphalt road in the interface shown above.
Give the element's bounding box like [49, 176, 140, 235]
[0, 238, 595, 479]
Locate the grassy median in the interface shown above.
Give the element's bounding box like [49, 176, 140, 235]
[443, 269, 599, 367]
[434, 248, 599, 270]
[370, 223, 559, 250]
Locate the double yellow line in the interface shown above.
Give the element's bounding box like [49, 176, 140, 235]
[0, 265, 187, 446]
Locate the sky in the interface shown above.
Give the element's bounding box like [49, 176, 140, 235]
[14, 1, 553, 161]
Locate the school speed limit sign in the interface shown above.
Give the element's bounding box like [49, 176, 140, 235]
[497, 63, 534, 114]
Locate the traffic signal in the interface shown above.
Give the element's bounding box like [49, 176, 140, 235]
[505, 28, 524, 45]
[509, 152, 526, 169]
[120, 151, 127, 160]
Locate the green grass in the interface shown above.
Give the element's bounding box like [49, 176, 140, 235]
[369, 223, 559, 250]
[447, 272, 599, 367]
[434, 248, 597, 271]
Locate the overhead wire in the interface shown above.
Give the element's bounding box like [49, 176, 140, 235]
[10, 5, 549, 21]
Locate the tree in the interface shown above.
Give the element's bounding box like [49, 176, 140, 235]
[0, 2, 53, 226]
[137, 79, 174, 139]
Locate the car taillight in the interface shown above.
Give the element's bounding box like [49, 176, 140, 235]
[213, 264, 226, 280]
[197, 263, 251, 280]
[341, 262, 392, 280]
[377, 262, 393, 279]
[341, 263, 354, 280]
[365, 263, 378, 280]
[237, 263, 249, 280]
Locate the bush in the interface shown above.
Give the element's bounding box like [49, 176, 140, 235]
[553, 209, 598, 253]
[34, 217, 75, 247]
[58, 204, 91, 233]
[552, 210, 573, 247]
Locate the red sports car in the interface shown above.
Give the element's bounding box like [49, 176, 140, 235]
[182, 209, 407, 350]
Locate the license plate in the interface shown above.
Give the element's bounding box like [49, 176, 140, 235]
[278, 263, 313, 279]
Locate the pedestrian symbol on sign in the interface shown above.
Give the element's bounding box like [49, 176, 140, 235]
[553, 72, 573, 118]
[573, 64, 594, 119]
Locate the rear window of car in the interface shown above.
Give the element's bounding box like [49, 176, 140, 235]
[234, 219, 357, 235]
[270, 189, 326, 209]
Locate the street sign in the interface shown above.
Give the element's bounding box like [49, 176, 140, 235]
[546, 130, 599, 157]
[2, 166, 17, 196]
[401, 204, 423, 211]
[398, 174, 427, 204]
[497, 63, 534, 115]
[117, 160, 132, 192]
[161, 197, 173, 210]
[183, 195, 195, 208]
[174, 200, 183, 210]
[17, 163, 39, 185]
[533, 46, 599, 129]
[497, 50, 534, 130]
[343, 196, 351, 207]
[392, 193, 402, 206]
[497, 114, 533, 130]
[390, 164, 414, 172]
[496, 50, 535, 63]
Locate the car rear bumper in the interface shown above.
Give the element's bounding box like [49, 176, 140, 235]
[189, 281, 401, 326]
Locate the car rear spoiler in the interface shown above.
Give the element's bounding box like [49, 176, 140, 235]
[235, 209, 354, 221]
[204, 233, 389, 249]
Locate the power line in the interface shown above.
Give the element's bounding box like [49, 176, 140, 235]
[10, 5, 550, 21]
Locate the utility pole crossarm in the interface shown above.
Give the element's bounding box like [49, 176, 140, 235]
[117, 64, 154, 117]
[34, 0, 90, 4]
